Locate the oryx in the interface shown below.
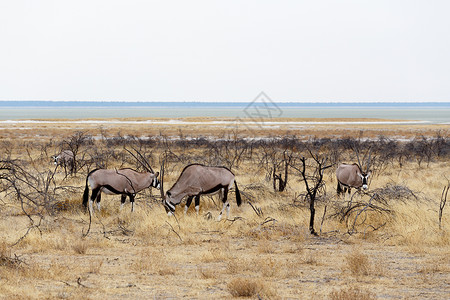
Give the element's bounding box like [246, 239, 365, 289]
[161, 163, 242, 220]
[52, 150, 75, 174]
[336, 149, 372, 197]
[82, 168, 160, 214]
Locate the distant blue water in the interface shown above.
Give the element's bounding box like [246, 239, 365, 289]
[0, 101, 449, 124]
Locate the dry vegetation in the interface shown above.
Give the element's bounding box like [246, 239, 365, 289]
[0, 118, 449, 299]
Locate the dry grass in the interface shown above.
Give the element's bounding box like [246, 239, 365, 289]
[329, 287, 376, 300]
[227, 277, 275, 298]
[0, 119, 449, 299]
[344, 247, 372, 277]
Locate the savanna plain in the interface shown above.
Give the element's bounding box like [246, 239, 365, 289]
[0, 118, 449, 299]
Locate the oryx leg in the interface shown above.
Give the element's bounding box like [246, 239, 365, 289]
[344, 187, 354, 203]
[218, 187, 230, 221]
[120, 194, 127, 210]
[130, 194, 135, 212]
[184, 195, 194, 214]
[96, 191, 102, 211]
[194, 195, 200, 215]
[89, 187, 101, 215]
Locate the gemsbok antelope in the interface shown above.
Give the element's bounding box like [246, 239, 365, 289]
[336, 149, 372, 197]
[161, 163, 242, 220]
[52, 150, 75, 174]
[82, 168, 160, 214]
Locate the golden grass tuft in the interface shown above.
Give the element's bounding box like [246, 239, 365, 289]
[227, 277, 275, 298]
[197, 266, 217, 279]
[227, 277, 260, 297]
[344, 248, 372, 277]
[72, 240, 89, 254]
[329, 287, 376, 300]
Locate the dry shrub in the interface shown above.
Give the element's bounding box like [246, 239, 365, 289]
[72, 240, 88, 254]
[0, 240, 23, 270]
[329, 287, 376, 300]
[228, 277, 259, 297]
[158, 265, 176, 276]
[255, 256, 278, 277]
[201, 246, 227, 263]
[344, 248, 371, 276]
[227, 277, 274, 298]
[197, 266, 217, 279]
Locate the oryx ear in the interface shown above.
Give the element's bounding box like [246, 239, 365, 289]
[167, 191, 171, 197]
[367, 171, 372, 177]
[154, 171, 159, 177]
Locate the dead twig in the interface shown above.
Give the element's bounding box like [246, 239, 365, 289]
[439, 183, 448, 230]
[165, 221, 182, 242]
[319, 205, 327, 235]
[77, 277, 89, 288]
[248, 201, 263, 217]
[82, 211, 92, 238]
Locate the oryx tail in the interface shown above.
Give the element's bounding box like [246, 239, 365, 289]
[82, 168, 98, 208]
[234, 180, 242, 207]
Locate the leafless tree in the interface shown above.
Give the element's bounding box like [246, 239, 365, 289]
[272, 150, 293, 192]
[0, 155, 77, 245]
[291, 149, 331, 235]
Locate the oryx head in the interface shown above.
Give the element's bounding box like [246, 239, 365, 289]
[355, 147, 372, 190]
[151, 172, 161, 190]
[357, 170, 372, 190]
[159, 160, 175, 216]
[163, 192, 175, 215]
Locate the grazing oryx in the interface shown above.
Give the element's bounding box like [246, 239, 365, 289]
[82, 168, 160, 214]
[336, 150, 372, 197]
[161, 164, 242, 220]
[53, 150, 75, 174]
[336, 164, 371, 196]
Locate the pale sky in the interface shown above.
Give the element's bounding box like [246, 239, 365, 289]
[1, 1, 449, 102]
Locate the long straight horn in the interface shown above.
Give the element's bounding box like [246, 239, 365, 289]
[124, 147, 154, 173]
[366, 148, 372, 172]
[159, 160, 165, 198]
[133, 147, 155, 173]
[355, 147, 363, 170]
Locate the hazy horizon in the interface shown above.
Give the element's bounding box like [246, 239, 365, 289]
[1, 1, 449, 103]
[1, 100, 449, 105]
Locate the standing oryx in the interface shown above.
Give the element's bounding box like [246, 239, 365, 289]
[336, 149, 372, 197]
[53, 150, 75, 174]
[161, 164, 242, 220]
[82, 168, 160, 214]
